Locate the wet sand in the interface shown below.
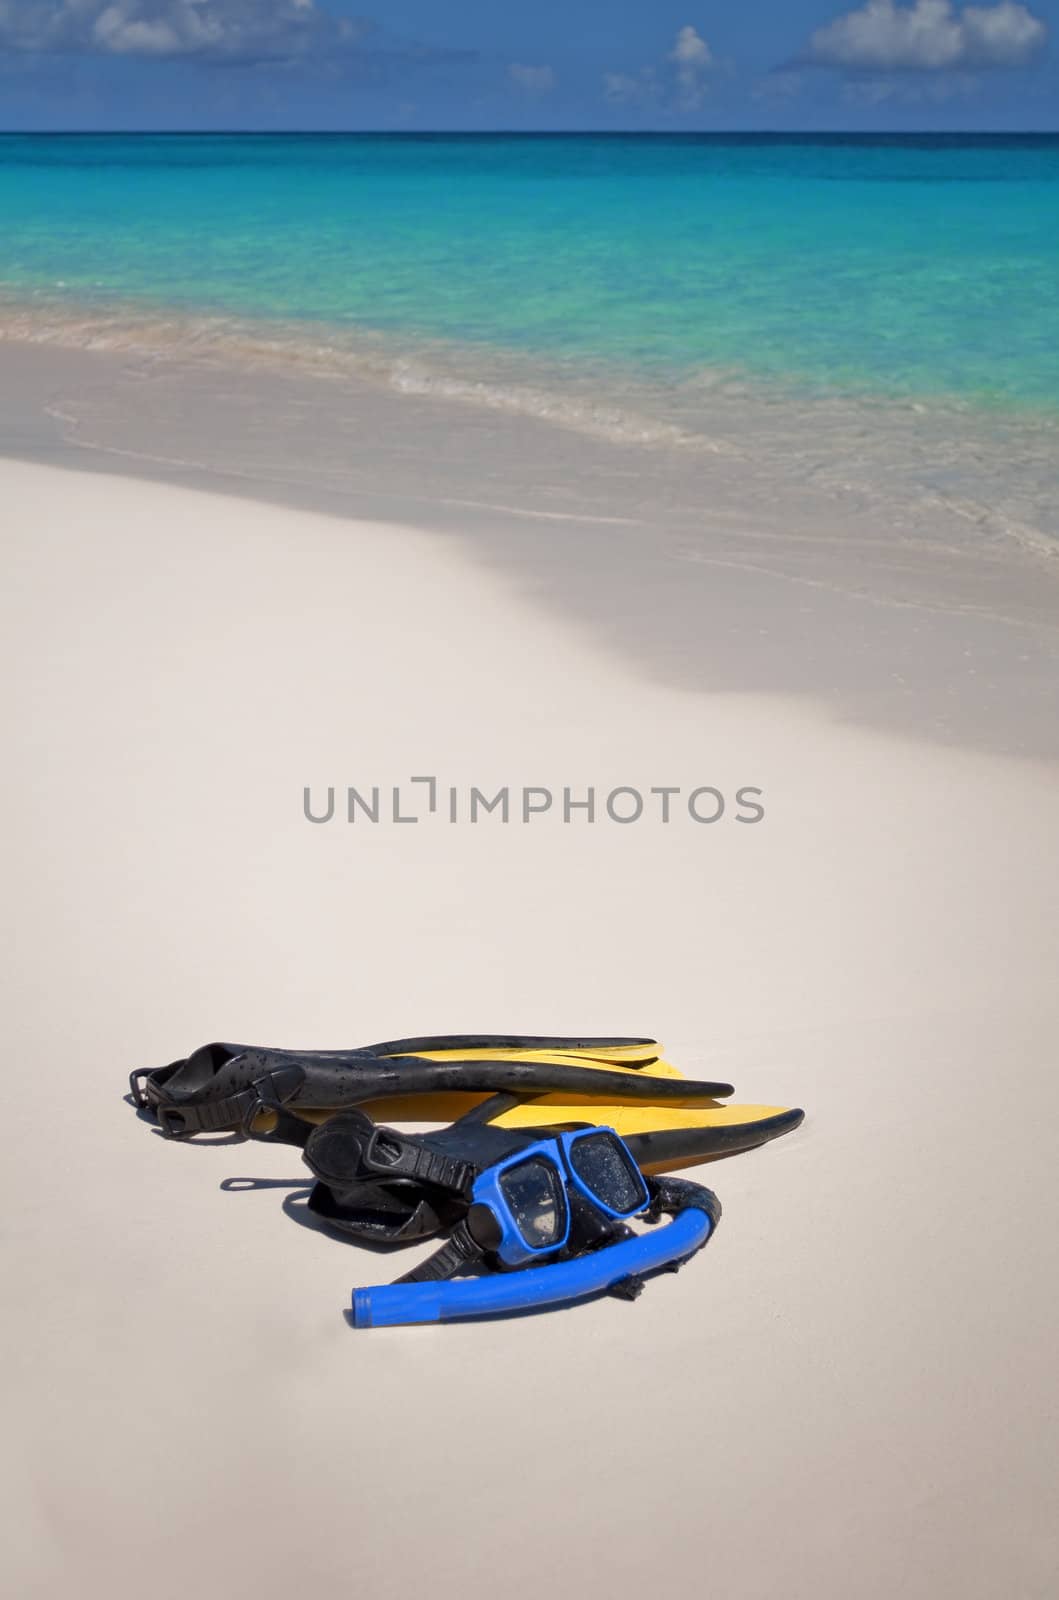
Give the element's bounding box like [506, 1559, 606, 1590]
[4, 338, 1059, 759]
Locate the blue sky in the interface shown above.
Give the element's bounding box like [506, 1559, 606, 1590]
[0, 1, 1056, 131]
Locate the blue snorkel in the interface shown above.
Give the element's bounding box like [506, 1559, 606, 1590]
[352, 1201, 716, 1327]
[300, 1113, 722, 1327]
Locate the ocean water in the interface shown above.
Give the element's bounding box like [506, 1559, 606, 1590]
[2, 134, 1059, 559]
[2, 133, 1058, 408]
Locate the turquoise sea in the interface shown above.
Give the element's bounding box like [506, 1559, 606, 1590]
[2, 132, 1059, 414]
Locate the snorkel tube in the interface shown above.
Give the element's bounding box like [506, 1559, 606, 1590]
[352, 1192, 718, 1328]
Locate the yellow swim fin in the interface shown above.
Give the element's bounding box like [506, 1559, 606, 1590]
[484, 1095, 805, 1170]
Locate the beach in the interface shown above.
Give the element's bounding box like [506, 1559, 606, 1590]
[3, 322, 1058, 1597]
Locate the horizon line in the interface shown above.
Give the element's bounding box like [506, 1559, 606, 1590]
[2, 127, 1059, 137]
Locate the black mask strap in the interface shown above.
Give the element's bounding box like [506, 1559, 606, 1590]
[396, 1221, 484, 1284]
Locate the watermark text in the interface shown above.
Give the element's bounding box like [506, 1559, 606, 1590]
[303, 777, 765, 827]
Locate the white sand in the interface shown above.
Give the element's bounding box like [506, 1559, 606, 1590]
[3, 457, 1057, 1600]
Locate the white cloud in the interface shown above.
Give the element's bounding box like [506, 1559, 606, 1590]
[508, 62, 556, 94]
[0, 0, 356, 60]
[0, 1, 473, 66]
[669, 24, 711, 68]
[805, 0, 1047, 72]
[604, 24, 714, 112]
[668, 23, 712, 107]
[603, 67, 658, 105]
[962, 0, 1047, 62]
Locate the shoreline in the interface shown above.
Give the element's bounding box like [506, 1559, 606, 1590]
[3, 335, 1058, 761]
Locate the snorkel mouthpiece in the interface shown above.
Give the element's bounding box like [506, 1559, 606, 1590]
[351, 1204, 715, 1329]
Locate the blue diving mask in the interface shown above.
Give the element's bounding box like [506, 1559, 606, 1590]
[465, 1127, 651, 1265]
[346, 1124, 720, 1328]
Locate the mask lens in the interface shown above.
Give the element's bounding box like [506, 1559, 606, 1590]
[569, 1132, 649, 1216]
[498, 1157, 568, 1250]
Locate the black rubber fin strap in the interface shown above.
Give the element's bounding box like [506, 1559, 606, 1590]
[155, 1094, 252, 1137]
[152, 1064, 307, 1140]
[128, 1069, 153, 1109]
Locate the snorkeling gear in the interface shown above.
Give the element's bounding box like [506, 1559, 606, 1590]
[129, 1033, 737, 1143]
[301, 1090, 800, 1244]
[127, 1029, 803, 1329]
[347, 1124, 721, 1328]
[301, 1101, 742, 1249]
